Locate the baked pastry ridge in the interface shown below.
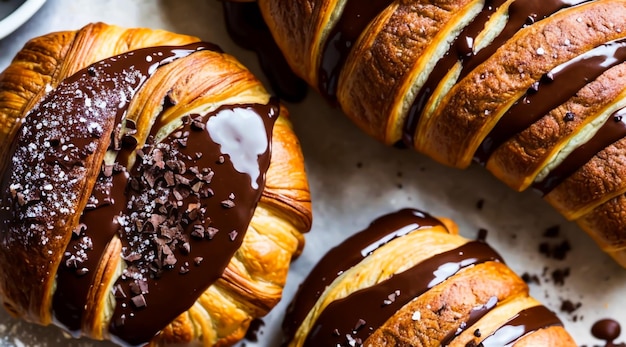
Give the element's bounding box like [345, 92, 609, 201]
[249, 0, 626, 266]
[0, 23, 312, 346]
[281, 209, 576, 347]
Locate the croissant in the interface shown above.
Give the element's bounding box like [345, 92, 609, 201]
[0, 22, 312, 347]
[228, 0, 626, 266]
[282, 208, 576, 347]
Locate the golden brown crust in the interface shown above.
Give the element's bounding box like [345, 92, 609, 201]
[513, 326, 577, 347]
[488, 62, 626, 191]
[363, 262, 528, 347]
[337, 0, 479, 143]
[258, 0, 341, 86]
[417, 0, 626, 168]
[0, 22, 312, 346]
[577, 193, 626, 254]
[546, 136, 626, 220]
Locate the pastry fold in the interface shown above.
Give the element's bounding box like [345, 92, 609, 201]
[282, 209, 576, 347]
[256, 0, 626, 267]
[0, 23, 312, 347]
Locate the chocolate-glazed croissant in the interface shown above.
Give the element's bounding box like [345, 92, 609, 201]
[0, 22, 312, 346]
[233, 0, 626, 266]
[282, 209, 576, 347]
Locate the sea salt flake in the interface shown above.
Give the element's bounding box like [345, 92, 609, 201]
[412, 311, 421, 321]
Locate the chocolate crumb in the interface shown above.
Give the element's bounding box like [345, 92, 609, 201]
[194, 257, 203, 266]
[477, 228, 488, 242]
[521, 272, 541, 285]
[560, 299, 581, 314]
[476, 199, 484, 210]
[551, 268, 570, 286]
[474, 329, 481, 337]
[217, 155, 225, 164]
[564, 111, 575, 122]
[244, 318, 265, 342]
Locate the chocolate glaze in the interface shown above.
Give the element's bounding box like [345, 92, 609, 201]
[282, 208, 443, 345]
[108, 100, 278, 346]
[479, 305, 563, 347]
[301, 241, 503, 347]
[24, 41, 278, 346]
[474, 37, 626, 165]
[223, 1, 307, 102]
[533, 107, 626, 195]
[403, 0, 590, 146]
[592, 319, 626, 347]
[317, 0, 394, 101]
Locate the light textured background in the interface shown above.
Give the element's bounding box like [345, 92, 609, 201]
[0, 1, 624, 346]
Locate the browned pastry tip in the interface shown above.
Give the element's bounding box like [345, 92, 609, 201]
[281, 209, 575, 347]
[0, 22, 311, 347]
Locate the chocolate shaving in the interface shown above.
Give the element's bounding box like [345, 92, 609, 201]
[229, 230, 238, 241]
[72, 223, 87, 237]
[131, 294, 147, 308]
[113, 284, 127, 299]
[221, 199, 235, 209]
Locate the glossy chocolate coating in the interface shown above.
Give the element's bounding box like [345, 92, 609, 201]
[301, 241, 503, 347]
[479, 305, 563, 346]
[475, 37, 626, 165]
[403, 0, 590, 147]
[108, 100, 278, 345]
[282, 208, 443, 345]
[20, 42, 279, 346]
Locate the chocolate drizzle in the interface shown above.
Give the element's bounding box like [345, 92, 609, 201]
[474, 37, 626, 165]
[282, 208, 443, 345]
[317, 0, 394, 101]
[403, 0, 591, 146]
[478, 305, 563, 346]
[301, 241, 503, 347]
